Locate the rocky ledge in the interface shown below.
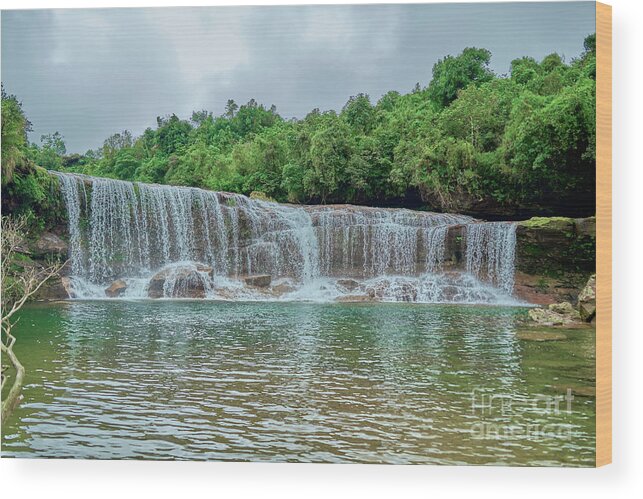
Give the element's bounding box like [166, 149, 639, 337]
[527, 274, 596, 326]
[513, 216, 595, 305]
[26, 213, 595, 306]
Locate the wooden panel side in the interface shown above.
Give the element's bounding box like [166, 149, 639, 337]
[595, 1, 612, 468]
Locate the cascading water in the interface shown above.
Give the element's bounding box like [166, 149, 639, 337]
[465, 222, 517, 295]
[53, 172, 521, 304]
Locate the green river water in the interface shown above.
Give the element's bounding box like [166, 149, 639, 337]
[1, 301, 595, 465]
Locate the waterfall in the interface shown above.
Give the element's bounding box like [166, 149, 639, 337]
[465, 222, 517, 294]
[54, 172, 86, 277]
[53, 172, 520, 304]
[309, 207, 470, 277]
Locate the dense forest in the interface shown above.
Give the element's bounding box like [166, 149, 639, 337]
[2, 34, 596, 220]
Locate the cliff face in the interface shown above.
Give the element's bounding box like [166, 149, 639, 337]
[513, 216, 596, 304]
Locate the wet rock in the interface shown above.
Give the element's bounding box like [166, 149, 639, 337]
[528, 308, 565, 326]
[32, 232, 68, 259]
[36, 276, 73, 300]
[59, 259, 73, 277]
[364, 281, 418, 302]
[105, 279, 127, 298]
[148, 264, 212, 298]
[61, 276, 73, 297]
[249, 191, 276, 202]
[335, 294, 373, 303]
[195, 263, 215, 278]
[147, 276, 167, 299]
[243, 274, 271, 288]
[549, 301, 579, 316]
[272, 282, 296, 295]
[577, 274, 596, 322]
[528, 301, 581, 326]
[336, 278, 359, 291]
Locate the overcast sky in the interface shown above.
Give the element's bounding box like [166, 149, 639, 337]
[1, 2, 595, 153]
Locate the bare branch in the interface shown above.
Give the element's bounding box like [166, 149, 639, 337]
[1, 214, 66, 423]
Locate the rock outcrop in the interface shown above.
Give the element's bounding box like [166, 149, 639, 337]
[577, 274, 596, 322]
[35, 276, 73, 300]
[528, 301, 581, 326]
[32, 232, 68, 259]
[337, 279, 359, 291]
[147, 264, 213, 299]
[271, 282, 296, 295]
[513, 216, 595, 304]
[105, 279, 127, 298]
[243, 274, 272, 288]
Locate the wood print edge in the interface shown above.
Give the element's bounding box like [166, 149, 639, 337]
[595, 1, 612, 468]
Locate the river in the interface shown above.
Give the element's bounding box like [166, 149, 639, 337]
[2, 300, 595, 465]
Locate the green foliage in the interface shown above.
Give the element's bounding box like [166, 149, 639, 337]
[427, 47, 494, 108]
[1, 86, 31, 186]
[2, 34, 596, 216]
[249, 191, 275, 202]
[3, 165, 64, 233]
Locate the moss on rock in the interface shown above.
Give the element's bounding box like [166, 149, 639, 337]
[518, 216, 576, 231]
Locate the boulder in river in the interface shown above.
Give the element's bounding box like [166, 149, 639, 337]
[243, 274, 271, 288]
[528, 301, 581, 326]
[272, 282, 296, 295]
[105, 279, 127, 297]
[365, 280, 417, 302]
[36, 276, 74, 300]
[337, 279, 359, 291]
[336, 294, 373, 303]
[148, 264, 213, 298]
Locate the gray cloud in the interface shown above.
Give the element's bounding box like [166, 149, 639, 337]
[1, 2, 595, 153]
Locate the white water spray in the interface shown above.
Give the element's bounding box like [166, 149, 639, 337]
[54, 172, 520, 304]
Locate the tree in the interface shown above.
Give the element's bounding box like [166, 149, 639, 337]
[224, 99, 238, 118]
[112, 149, 141, 180]
[510, 57, 540, 85]
[440, 80, 516, 152]
[230, 99, 281, 138]
[1, 87, 31, 185]
[191, 109, 212, 126]
[341, 93, 375, 134]
[503, 79, 596, 200]
[308, 118, 352, 202]
[1, 216, 65, 423]
[40, 131, 66, 156]
[101, 130, 133, 159]
[34, 132, 67, 170]
[281, 161, 306, 202]
[135, 155, 167, 184]
[427, 47, 494, 108]
[155, 115, 192, 156]
[583, 33, 596, 54]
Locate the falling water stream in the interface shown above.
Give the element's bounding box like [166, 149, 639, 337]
[53, 172, 520, 304]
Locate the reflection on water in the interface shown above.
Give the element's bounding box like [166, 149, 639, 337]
[1, 301, 595, 465]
